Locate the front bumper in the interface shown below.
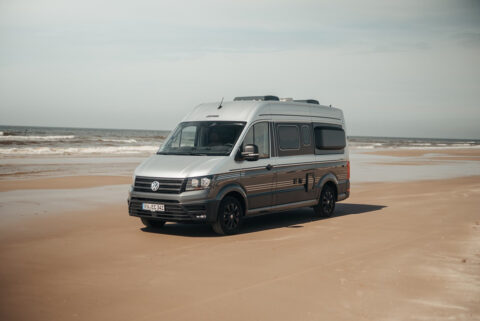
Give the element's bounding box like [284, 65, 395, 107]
[127, 189, 219, 223]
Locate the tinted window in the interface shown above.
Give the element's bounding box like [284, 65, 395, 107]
[278, 125, 300, 150]
[301, 125, 311, 146]
[314, 127, 346, 150]
[243, 122, 270, 158]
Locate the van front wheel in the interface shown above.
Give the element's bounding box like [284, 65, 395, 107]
[212, 196, 243, 235]
[314, 184, 336, 217]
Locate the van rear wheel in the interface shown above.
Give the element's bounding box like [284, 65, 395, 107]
[212, 196, 243, 235]
[314, 184, 336, 217]
[141, 218, 166, 228]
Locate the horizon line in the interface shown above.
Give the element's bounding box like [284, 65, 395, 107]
[0, 123, 478, 141]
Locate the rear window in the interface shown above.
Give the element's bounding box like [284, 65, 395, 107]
[278, 125, 300, 150]
[314, 127, 346, 150]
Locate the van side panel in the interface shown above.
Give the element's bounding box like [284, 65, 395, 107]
[241, 166, 275, 210]
[273, 156, 318, 206]
[313, 162, 349, 200]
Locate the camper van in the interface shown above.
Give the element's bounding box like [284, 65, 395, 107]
[128, 96, 350, 235]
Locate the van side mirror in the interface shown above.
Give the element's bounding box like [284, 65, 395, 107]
[241, 144, 259, 161]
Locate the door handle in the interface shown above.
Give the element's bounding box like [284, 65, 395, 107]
[266, 164, 273, 171]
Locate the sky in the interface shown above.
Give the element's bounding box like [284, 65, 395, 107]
[0, 0, 479, 138]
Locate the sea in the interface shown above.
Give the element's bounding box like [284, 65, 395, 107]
[0, 125, 170, 156]
[0, 125, 479, 157]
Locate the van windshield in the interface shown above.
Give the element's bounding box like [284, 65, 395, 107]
[158, 121, 246, 156]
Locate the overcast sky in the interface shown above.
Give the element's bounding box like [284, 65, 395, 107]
[1, 0, 479, 138]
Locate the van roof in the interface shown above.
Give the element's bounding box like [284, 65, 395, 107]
[182, 100, 345, 125]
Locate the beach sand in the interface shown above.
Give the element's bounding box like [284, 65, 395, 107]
[0, 175, 132, 192]
[1, 149, 479, 321]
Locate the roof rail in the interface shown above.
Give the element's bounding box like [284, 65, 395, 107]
[234, 95, 279, 101]
[293, 99, 319, 105]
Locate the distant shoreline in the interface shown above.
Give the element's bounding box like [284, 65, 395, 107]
[1, 124, 478, 141]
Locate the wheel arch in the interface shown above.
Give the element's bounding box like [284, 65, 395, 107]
[214, 184, 248, 216]
[316, 173, 339, 200]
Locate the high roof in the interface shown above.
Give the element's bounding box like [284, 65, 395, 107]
[182, 100, 344, 125]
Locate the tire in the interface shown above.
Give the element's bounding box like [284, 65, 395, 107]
[314, 184, 336, 217]
[141, 218, 166, 228]
[212, 196, 244, 235]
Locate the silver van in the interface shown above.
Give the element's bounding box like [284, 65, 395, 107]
[128, 96, 350, 235]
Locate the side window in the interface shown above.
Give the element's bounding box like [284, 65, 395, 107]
[301, 125, 311, 146]
[254, 122, 269, 158]
[243, 122, 270, 158]
[278, 125, 300, 150]
[167, 125, 196, 149]
[276, 123, 314, 156]
[314, 126, 346, 150]
[180, 126, 196, 147]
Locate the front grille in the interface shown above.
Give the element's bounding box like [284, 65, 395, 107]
[129, 197, 205, 221]
[134, 176, 186, 194]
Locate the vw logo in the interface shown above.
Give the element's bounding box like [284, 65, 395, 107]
[151, 181, 160, 192]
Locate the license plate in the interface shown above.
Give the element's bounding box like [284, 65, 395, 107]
[142, 203, 165, 212]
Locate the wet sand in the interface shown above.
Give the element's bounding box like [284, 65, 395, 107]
[365, 148, 480, 160]
[0, 175, 132, 192]
[1, 150, 480, 321]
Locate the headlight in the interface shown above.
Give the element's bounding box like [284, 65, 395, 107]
[186, 176, 212, 191]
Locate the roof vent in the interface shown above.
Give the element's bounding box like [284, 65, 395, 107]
[234, 95, 279, 101]
[293, 99, 319, 105]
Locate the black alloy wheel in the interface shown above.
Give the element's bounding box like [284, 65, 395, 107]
[212, 196, 243, 235]
[314, 184, 336, 217]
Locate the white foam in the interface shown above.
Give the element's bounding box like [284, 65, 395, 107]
[451, 143, 477, 147]
[352, 145, 376, 149]
[99, 138, 138, 143]
[0, 145, 159, 155]
[0, 135, 75, 141]
[392, 145, 480, 150]
[349, 144, 480, 150]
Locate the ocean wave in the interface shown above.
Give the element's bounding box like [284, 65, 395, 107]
[0, 145, 159, 155]
[98, 138, 138, 143]
[0, 135, 75, 141]
[349, 144, 480, 150]
[348, 141, 480, 149]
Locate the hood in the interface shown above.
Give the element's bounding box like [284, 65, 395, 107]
[134, 154, 227, 178]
